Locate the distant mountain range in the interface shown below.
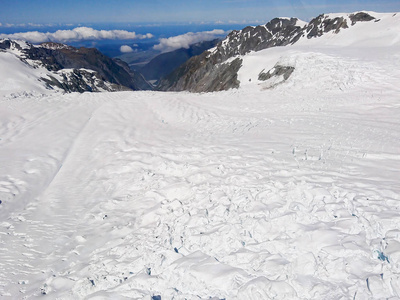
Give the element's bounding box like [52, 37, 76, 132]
[157, 12, 378, 92]
[0, 12, 395, 94]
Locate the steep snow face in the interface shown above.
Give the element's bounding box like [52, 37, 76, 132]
[238, 12, 400, 91]
[0, 47, 115, 97]
[0, 51, 52, 97]
[298, 12, 400, 47]
[1, 15, 400, 299]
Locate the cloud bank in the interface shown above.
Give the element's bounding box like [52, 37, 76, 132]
[0, 22, 58, 28]
[120, 45, 134, 53]
[0, 27, 154, 44]
[153, 29, 227, 53]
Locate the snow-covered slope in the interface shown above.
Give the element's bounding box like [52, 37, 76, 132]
[0, 43, 53, 98]
[0, 12, 400, 300]
[159, 12, 400, 92]
[238, 12, 400, 91]
[0, 39, 152, 95]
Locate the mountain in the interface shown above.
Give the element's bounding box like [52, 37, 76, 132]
[138, 39, 220, 84]
[0, 40, 152, 93]
[157, 12, 384, 92]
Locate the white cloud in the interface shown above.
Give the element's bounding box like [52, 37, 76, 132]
[0, 27, 154, 44]
[120, 45, 134, 53]
[0, 22, 58, 28]
[153, 29, 227, 53]
[214, 20, 264, 25]
[0, 23, 15, 28]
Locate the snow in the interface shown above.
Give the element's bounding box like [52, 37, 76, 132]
[1, 12, 400, 299]
[0, 52, 50, 97]
[238, 12, 400, 91]
[0, 40, 66, 98]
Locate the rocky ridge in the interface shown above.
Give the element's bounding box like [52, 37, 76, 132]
[158, 12, 377, 92]
[0, 39, 152, 93]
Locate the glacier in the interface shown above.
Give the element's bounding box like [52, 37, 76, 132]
[0, 12, 400, 299]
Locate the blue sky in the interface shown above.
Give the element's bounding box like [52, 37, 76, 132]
[1, 0, 399, 25]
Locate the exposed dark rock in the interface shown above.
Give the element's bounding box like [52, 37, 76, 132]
[306, 15, 348, 38]
[258, 65, 295, 89]
[0, 39, 24, 52]
[258, 65, 295, 81]
[349, 12, 375, 25]
[0, 39, 12, 50]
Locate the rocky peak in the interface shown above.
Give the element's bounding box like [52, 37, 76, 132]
[210, 17, 304, 61]
[349, 12, 376, 25]
[40, 42, 76, 51]
[0, 39, 31, 53]
[0, 39, 18, 51]
[305, 14, 349, 38]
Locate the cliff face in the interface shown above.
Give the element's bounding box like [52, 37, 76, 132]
[157, 52, 243, 93]
[0, 40, 152, 92]
[158, 12, 376, 93]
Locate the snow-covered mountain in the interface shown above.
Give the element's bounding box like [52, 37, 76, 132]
[0, 39, 152, 94]
[158, 12, 400, 92]
[0, 11, 400, 300]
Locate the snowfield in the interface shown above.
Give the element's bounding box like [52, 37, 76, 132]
[1, 12, 400, 299]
